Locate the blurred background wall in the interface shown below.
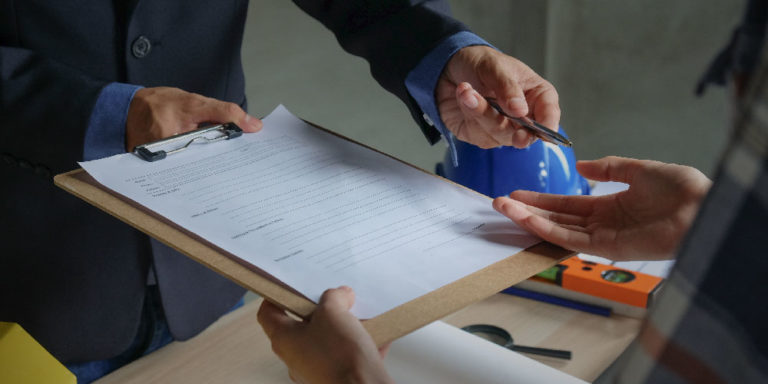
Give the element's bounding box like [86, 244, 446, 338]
[242, 0, 746, 177]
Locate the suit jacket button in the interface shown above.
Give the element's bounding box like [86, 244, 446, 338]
[132, 36, 152, 58]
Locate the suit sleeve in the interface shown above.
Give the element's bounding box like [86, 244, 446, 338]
[292, 0, 470, 145]
[406, 31, 491, 165]
[83, 83, 143, 161]
[0, 46, 110, 175]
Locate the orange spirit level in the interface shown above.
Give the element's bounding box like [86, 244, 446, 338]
[532, 256, 664, 308]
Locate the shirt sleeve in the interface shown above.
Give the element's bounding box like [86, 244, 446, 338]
[82, 82, 143, 161]
[405, 31, 492, 166]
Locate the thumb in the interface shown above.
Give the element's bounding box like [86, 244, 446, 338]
[319, 286, 356, 313]
[257, 300, 298, 338]
[196, 98, 263, 133]
[576, 156, 644, 183]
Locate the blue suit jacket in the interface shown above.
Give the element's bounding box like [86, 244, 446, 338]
[0, 0, 466, 362]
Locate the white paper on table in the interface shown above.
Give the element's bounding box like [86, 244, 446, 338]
[385, 321, 587, 384]
[79, 105, 539, 318]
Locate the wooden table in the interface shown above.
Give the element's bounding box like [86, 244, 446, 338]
[96, 294, 641, 383]
[442, 294, 641, 382]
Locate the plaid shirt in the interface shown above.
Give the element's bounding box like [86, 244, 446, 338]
[597, 2, 768, 383]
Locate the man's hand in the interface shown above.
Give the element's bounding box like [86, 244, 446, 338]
[438, 45, 560, 149]
[125, 87, 263, 151]
[493, 156, 712, 261]
[257, 287, 393, 384]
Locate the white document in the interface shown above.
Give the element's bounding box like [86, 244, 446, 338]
[80, 105, 539, 318]
[385, 321, 587, 384]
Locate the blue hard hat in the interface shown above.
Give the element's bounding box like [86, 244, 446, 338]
[436, 127, 589, 198]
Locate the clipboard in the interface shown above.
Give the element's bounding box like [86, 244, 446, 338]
[54, 117, 573, 347]
[133, 123, 243, 162]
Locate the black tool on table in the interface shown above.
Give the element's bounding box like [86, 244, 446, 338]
[461, 324, 572, 360]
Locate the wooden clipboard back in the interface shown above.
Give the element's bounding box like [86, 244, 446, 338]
[54, 116, 573, 346]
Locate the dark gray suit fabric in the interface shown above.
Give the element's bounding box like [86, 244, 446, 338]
[0, 0, 467, 362]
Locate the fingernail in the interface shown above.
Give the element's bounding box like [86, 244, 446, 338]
[462, 92, 479, 109]
[338, 285, 352, 292]
[493, 197, 510, 210]
[245, 114, 262, 130]
[508, 97, 527, 111]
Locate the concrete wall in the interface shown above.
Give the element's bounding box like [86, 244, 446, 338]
[545, 0, 744, 174]
[242, 1, 746, 176]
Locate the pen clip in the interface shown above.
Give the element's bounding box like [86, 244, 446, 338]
[484, 97, 572, 147]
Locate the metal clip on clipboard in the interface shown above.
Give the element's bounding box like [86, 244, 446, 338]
[133, 123, 243, 162]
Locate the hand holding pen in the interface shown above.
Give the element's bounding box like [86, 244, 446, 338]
[485, 97, 572, 147]
[437, 46, 564, 149]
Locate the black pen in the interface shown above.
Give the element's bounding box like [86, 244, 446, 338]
[484, 97, 573, 147]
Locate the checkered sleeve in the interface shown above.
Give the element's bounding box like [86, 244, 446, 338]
[595, 38, 768, 384]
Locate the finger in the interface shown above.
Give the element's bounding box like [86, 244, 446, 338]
[455, 83, 515, 147]
[493, 197, 593, 252]
[560, 223, 592, 233]
[379, 342, 392, 359]
[318, 286, 356, 313]
[457, 83, 536, 149]
[576, 156, 643, 183]
[450, 114, 501, 149]
[524, 204, 588, 227]
[195, 97, 263, 133]
[484, 64, 529, 118]
[529, 84, 561, 133]
[522, 209, 594, 252]
[511, 127, 536, 148]
[439, 85, 500, 148]
[508, 190, 595, 216]
[257, 300, 298, 338]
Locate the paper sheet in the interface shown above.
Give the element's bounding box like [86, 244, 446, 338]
[80, 106, 539, 318]
[386, 321, 587, 384]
